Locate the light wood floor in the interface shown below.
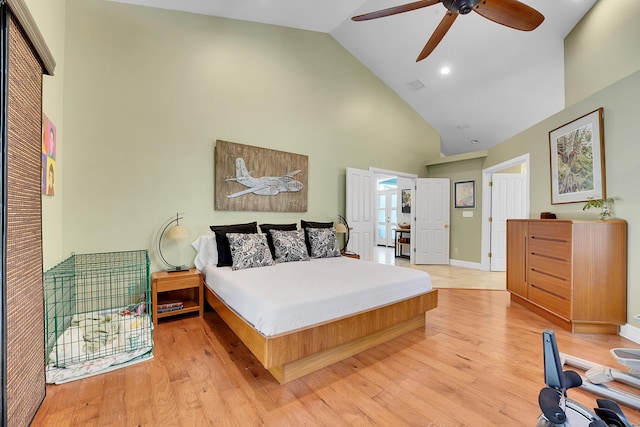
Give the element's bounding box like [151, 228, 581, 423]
[32, 268, 640, 426]
[377, 246, 506, 290]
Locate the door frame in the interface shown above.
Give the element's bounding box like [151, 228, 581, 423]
[367, 168, 417, 257]
[371, 168, 417, 251]
[480, 154, 530, 271]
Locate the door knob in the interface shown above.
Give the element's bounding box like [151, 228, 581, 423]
[444, 224, 449, 228]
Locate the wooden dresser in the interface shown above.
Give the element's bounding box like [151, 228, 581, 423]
[506, 219, 627, 334]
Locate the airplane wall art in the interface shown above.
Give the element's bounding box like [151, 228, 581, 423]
[215, 140, 308, 212]
[225, 158, 303, 198]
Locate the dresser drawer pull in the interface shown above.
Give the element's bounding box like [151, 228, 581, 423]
[530, 236, 569, 244]
[529, 252, 569, 262]
[530, 283, 568, 301]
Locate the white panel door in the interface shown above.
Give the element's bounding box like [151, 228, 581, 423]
[414, 178, 450, 264]
[346, 168, 375, 261]
[490, 173, 527, 271]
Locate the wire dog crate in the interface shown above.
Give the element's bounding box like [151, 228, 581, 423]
[44, 250, 153, 383]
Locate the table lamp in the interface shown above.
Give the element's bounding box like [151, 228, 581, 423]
[157, 212, 189, 272]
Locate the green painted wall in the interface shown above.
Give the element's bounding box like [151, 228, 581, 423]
[28, 0, 640, 324]
[426, 0, 640, 324]
[565, 0, 640, 106]
[485, 70, 640, 324]
[59, 0, 440, 271]
[26, 0, 66, 270]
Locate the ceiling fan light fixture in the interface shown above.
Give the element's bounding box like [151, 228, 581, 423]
[443, 0, 481, 14]
[353, 0, 544, 62]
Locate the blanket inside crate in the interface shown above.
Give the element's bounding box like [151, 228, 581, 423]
[46, 309, 153, 384]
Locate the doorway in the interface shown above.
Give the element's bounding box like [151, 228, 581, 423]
[376, 177, 398, 247]
[346, 167, 416, 261]
[481, 154, 530, 271]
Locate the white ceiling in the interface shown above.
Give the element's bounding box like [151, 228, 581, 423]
[108, 0, 598, 155]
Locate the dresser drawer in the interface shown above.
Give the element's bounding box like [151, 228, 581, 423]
[528, 253, 571, 279]
[529, 221, 572, 240]
[156, 275, 200, 292]
[528, 269, 571, 301]
[529, 236, 572, 261]
[528, 284, 571, 320]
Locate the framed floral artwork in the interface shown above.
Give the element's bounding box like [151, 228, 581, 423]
[549, 108, 605, 204]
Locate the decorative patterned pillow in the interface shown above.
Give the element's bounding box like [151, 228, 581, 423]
[210, 222, 258, 267]
[270, 229, 310, 263]
[301, 220, 334, 255]
[226, 233, 274, 271]
[307, 227, 340, 259]
[259, 223, 297, 258]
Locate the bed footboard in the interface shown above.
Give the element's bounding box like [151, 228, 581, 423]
[205, 286, 438, 384]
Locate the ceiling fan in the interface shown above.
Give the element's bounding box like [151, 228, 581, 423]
[352, 0, 544, 62]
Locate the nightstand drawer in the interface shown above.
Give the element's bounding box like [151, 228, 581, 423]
[156, 275, 200, 292]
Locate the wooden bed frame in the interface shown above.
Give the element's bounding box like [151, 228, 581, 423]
[204, 285, 438, 384]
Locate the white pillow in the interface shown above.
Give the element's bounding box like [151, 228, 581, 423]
[191, 231, 218, 270]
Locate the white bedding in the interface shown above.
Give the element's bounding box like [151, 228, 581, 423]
[203, 256, 432, 336]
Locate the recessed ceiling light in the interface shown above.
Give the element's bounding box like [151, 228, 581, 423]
[440, 66, 450, 75]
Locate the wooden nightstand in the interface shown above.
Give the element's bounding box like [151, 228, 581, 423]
[151, 269, 203, 326]
[342, 252, 360, 259]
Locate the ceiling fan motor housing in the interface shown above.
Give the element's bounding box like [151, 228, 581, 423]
[443, 0, 482, 15]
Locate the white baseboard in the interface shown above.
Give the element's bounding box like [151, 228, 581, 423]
[620, 323, 640, 344]
[449, 259, 484, 270]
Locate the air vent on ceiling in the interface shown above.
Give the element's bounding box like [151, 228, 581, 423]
[406, 79, 425, 92]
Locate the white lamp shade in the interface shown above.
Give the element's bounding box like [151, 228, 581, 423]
[166, 224, 188, 240]
[335, 223, 347, 234]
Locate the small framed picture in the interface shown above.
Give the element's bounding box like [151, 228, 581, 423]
[454, 180, 475, 209]
[401, 189, 411, 213]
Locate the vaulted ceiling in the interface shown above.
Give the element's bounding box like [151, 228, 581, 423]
[108, 0, 598, 155]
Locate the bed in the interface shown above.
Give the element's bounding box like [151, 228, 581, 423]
[200, 250, 437, 384]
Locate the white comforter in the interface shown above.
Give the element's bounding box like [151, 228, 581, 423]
[203, 256, 432, 336]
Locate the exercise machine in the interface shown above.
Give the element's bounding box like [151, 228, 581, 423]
[561, 348, 640, 411]
[536, 329, 637, 426]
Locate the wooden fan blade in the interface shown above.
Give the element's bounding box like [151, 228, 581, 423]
[417, 12, 457, 61]
[352, 0, 441, 21]
[473, 0, 544, 31]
